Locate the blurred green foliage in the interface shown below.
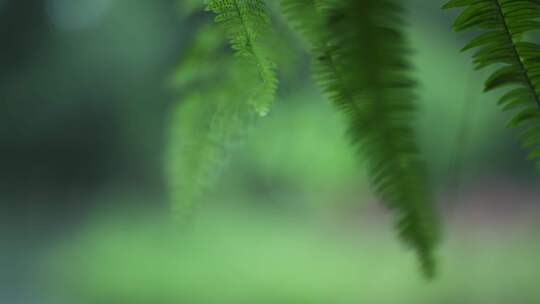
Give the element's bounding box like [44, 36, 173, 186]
[4, 0, 540, 303]
[44, 207, 540, 304]
[215, 87, 366, 215]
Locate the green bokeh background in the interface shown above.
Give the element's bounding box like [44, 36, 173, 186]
[2, 1, 540, 303]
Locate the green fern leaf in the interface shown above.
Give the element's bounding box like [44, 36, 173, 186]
[168, 91, 256, 220]
[206, 0, 278, 116]
[445, 0, 540, 167]
[167, 25, 258, 220]
[279, 0, 325, 47]
[281, 0, 439, 277]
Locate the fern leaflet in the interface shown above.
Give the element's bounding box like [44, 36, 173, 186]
[168, 25, 257, 220]
[444, 0, 540, 165]
[281, 0, 439, 277]
[206, 0, 278, 116]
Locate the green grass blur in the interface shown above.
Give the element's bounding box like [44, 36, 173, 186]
[43, 204, 540, 304]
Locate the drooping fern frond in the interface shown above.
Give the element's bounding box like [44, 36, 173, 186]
[279, 0, 325, 47]
[168, 2, 280, 219]
[444, 0, 540, 166]
[168, 89, 256, 220]
[167, 24, 258, 220]
[206, 0, 278, 116]
[281, 0, 439, 277]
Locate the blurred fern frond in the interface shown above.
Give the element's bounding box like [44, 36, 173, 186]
[167, 25, 258, 220]
[168, 90, 256, 220]
[206, 0, 278, 116]
[444, 0, 540, 165]
[279, 0, 325, 46]
[281, 0, 439, 277]
[169, 1, 281, 219]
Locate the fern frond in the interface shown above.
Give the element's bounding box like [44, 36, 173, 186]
[168, 91, 256, 219]
[169, 1, 281, 219]
[281, 0, 439, 276]
[206, 0, 278, 116]
[170, 24, 227, 90]
[167, 25, 258, 220]
[444, 0, 540, 166]
[279, 0, 325, 46]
